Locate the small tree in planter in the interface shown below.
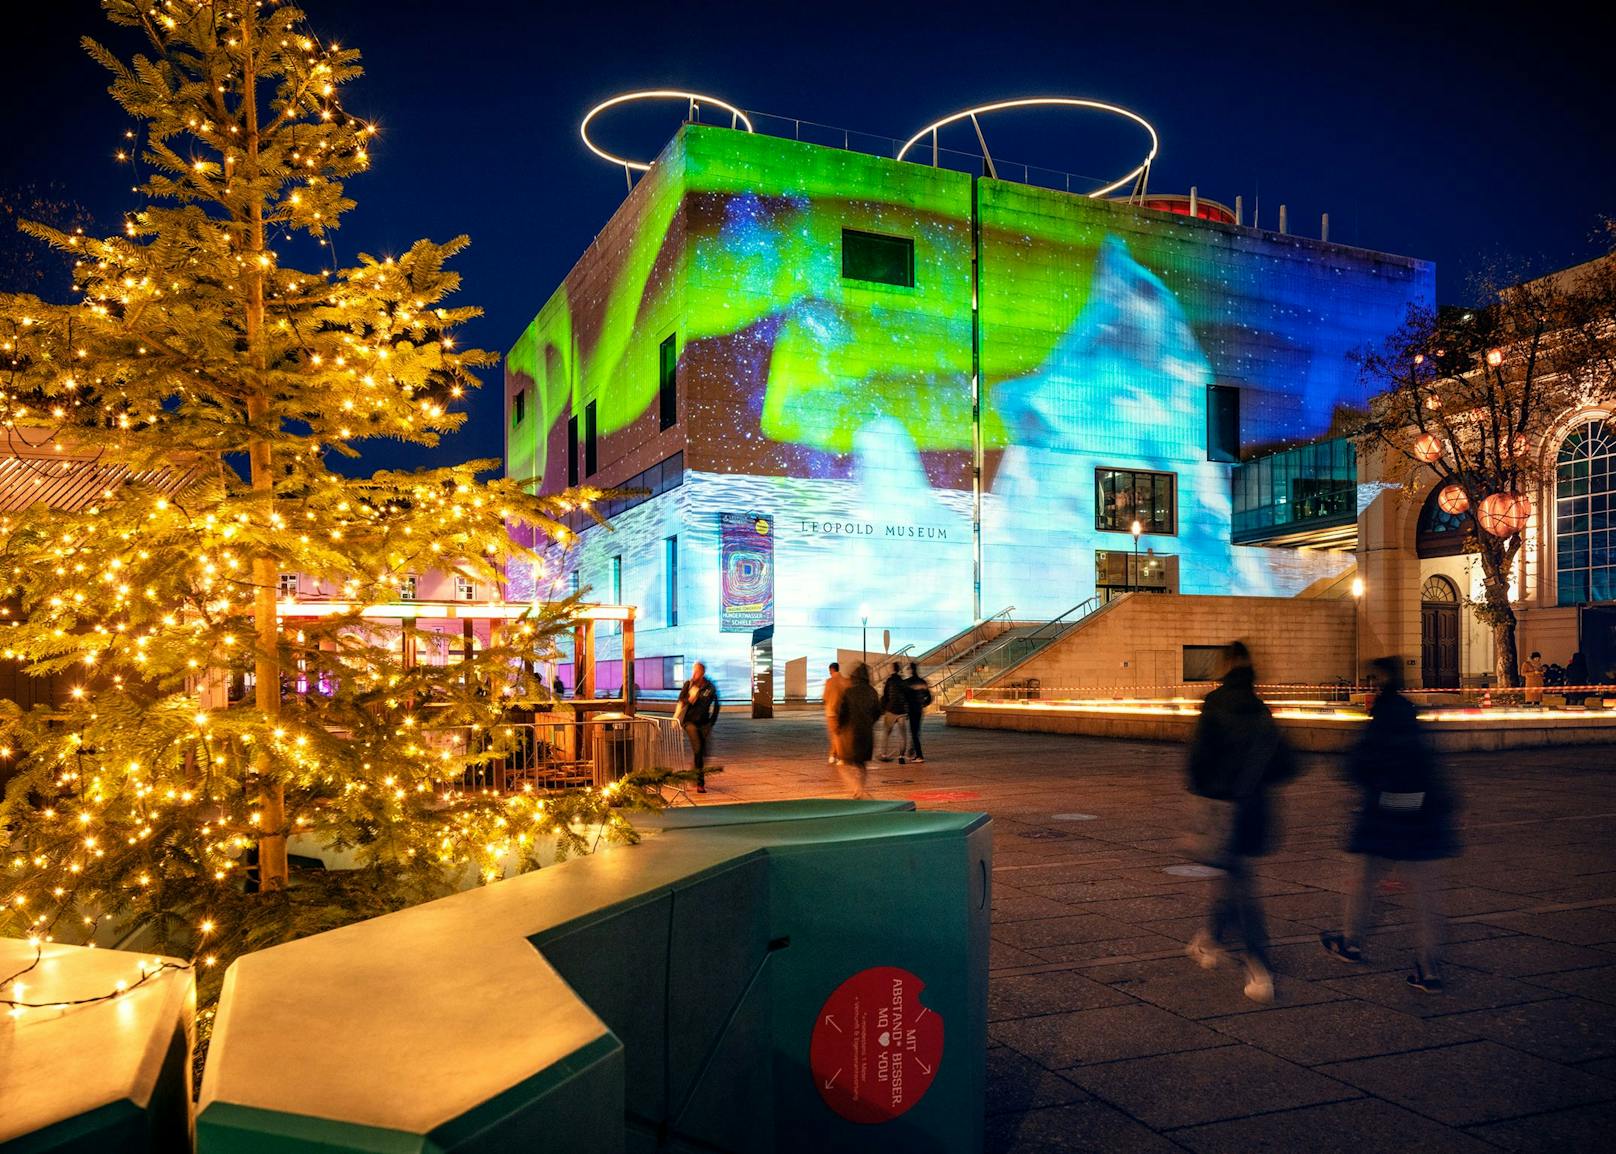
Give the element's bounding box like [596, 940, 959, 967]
[0, 0, 638, 1028]
[1354, 245, 1616, 686]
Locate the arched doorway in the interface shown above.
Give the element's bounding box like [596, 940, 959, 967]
[1421, 574, 1461, 689]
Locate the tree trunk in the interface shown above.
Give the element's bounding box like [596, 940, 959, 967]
[241, 18, 288, 892]
[1492, 610, 1520, 690]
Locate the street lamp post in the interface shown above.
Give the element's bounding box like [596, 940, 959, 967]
[1130, 519, 1143, 594]
[1351, 576, 1365, 689]
[860, 604, 870, 668]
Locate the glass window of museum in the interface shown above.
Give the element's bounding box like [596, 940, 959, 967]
[1096, 468, 1176, 534]
[1557, 418, 1616, 603]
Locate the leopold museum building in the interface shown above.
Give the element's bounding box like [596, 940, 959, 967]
[503, 110, 1435, 697]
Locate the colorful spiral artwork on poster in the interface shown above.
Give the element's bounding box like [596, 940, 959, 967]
[721, 513, 774, 632]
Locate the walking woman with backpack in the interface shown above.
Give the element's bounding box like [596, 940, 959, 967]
[1184, 641, 1299, 1003]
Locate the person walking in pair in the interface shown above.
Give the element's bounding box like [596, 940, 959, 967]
[822, 661, 849, 765]
[1321, 656, 1458, 993]
[1184, 641, 1298, 1003]
[903, 661, 931, 764]
[877, 662, 910, 761]
[835, 663, 883, 798]
[675, 662, 720, 794]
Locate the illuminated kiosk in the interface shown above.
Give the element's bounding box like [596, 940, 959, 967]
[504, 108, 1434, 698]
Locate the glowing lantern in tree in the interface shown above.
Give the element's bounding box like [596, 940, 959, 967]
[1437, 484, 1470, 516]
[1486, 348, 1503, 367]
[1478, 492, 1531, 537]
[1413, 433, 1445, 463]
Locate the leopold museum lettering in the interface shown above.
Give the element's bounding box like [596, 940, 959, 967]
[800, 520, 951, 540]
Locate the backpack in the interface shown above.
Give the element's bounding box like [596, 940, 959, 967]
[907, 677, 933, 709]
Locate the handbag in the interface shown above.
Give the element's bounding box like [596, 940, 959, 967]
[1181, 795, 1237, 868]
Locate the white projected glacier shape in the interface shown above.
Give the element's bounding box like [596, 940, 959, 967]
[985, 235, 1286, 604]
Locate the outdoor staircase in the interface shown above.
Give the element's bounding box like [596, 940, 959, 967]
[918, 598, 1105, 708]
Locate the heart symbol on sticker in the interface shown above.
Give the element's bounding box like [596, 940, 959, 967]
[879, 1031, 891, 1047]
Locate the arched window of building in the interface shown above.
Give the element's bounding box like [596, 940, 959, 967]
[1416, 485, 1473, 558]
[1556, 419, 1616, 604]
[1421, 574, 1458, 602]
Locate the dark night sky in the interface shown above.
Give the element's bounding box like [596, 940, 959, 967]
[5, 0, 1612, 473]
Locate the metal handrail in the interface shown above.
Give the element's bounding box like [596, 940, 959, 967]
[930, 598, 1104, 705]
[917, 606, 1017, 669]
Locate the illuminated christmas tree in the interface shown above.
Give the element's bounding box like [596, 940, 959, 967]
[0, 0, 635, 1017]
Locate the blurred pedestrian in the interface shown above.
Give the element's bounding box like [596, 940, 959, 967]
[1521, 651, 1545, 706]
[1567, 650, 1590, 705]
[1184, 640, 1298, 1003]
[822, 661, 849, 765]
[552, 673, 566, 699]
[1321, 656, 1457, 993]
[675, 662, 720, 794]
[904, 661, 932, 764]
[878, 662, 909, 761]
[835, 663, 883, 798]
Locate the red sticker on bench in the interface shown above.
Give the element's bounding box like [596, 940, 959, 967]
[809, 965, 944, 1124]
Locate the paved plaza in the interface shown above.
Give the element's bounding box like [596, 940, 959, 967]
[694, 709, 1616, 1152]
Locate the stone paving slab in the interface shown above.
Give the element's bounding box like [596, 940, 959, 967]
[1440, 933, 1615, 976]
[985, 1099, 1190, 1154]
[1318, 965, 1565, 1018]
[1437, 996, 1616, 1064]
[990, 1002, 1234, 1069]
[1467, 1100, 1616, 1152]
[1202, 999, 1478, 1066]
[988, 969, 1136, 1022]
[1317, 1040, 1616, 1126]
[1478, 905, 1616, 945]
[1170, 1097, 1501, 1154]
[696, 714, 1616, 1150]
[985, 1046, 1090, 1115]
[1065, 1045, 1360, 1129]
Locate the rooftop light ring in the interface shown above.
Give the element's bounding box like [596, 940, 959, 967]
[580, 90, 754, 172]
[897, 98, 1159, 198]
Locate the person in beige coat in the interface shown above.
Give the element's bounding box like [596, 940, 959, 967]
[822, 661, 849, 765]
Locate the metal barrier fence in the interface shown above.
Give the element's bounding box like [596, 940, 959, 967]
[426, 715, 688, 793]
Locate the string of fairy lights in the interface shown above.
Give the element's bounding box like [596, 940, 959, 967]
[1, 0, 626, 1016]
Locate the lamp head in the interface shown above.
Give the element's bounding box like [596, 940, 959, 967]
[1130, 519, 1142, 539]
[1351, 577, 1365, 599]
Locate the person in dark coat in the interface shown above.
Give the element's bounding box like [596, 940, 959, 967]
[834, 663, 883, 798]
[1321, 655, 1458, 992]
[1184, 640, 1298, 1003]
[676, 662, 720, 794]
[1566, 650, 1590, 706]
[903, 661, 932, 764]
[878, 663, 910, 761]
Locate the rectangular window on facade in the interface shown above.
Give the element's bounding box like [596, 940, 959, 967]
[1208, 385, 1240, 463]
[278, 573, 298, 597]
[1183, 645, 1223, 682]
[664, 535, 679, 627]
[659, 334, 678, 431]
[400, 575, 417, 601]
[455, 576, 476, 601]
[567, 415, 579, 486]
[1094, 550, 1175, 601]
[841, 228, 915, 288]
[568, 570, 580, 597]
[1095, 468, 1177, 535]
[585, 401, 598, 476]
[610, 555, 622, 605]
[513, 387, 527, 427]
